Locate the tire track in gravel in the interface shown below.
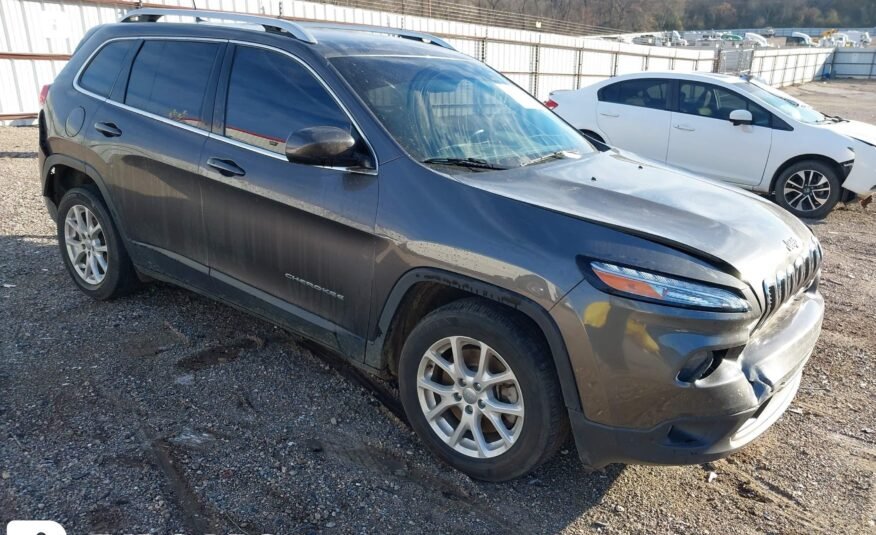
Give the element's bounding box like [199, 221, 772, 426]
[89, 383, 219, 534]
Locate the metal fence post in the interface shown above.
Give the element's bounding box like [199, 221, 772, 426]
[575, 48, 583, 89]
[531, 39, 540, 97]
[870, 49, 876, 80]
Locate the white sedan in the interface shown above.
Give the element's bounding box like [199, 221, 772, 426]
[547, 72, 876, 219]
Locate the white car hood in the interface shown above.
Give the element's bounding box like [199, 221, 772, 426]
[822, 119, 876, 146]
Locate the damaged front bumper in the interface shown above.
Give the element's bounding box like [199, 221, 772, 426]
[553, 277, 823, 468]
[843, 140, 876, 197]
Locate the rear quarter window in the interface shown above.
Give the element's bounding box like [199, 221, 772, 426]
[78, 40, 136, 98]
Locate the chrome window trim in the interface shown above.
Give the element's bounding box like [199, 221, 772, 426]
[72, 36, 378, 176]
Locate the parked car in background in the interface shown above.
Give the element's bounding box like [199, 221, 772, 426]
[845, 31, 872, 47]
[788, 32, 814, 47]
[41, 9, 825, 482]
[547, 71, 876, 218]
[744, 32, 770, 48]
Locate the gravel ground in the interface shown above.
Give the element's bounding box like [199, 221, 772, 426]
[1, 80, 875, 534]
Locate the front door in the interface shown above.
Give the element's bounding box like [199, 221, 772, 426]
[666, 81, 773, 186]
[200, 44, 379, 353]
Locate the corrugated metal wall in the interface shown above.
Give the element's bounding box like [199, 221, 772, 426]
[0, 0, 718, 124]
[748, 47, 834, 87]
[832, 48, 876, 79]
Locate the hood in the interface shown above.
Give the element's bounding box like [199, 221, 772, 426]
[821, 119, 876, 146]
[457, 149, 815, 287]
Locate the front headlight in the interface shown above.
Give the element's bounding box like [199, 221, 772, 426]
[590, 262, 750, 312]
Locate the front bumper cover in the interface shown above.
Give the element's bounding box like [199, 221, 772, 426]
[552, 278, 822, 468]
[844, 141, 876, 195]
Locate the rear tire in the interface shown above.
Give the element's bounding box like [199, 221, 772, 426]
[57, 186, 139, 300]
[774, 160, 841, 219]
[398, 298, 568, 481]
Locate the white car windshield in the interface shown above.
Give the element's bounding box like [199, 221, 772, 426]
[331, 55, 593, 170]
[734, 81, 828, 124]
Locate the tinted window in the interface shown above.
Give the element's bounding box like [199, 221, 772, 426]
[224, 46, 351, 154]
[125, 40, 221, 130]
[678, 82, 770, 126]
[600, 79, 670, 110]
[79, 40, 136, 98]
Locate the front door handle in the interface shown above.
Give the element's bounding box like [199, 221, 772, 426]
[94, 122, 122, 137]
[673, 124, 695, 132]
[599, 112, 620, 118]
[207, 157, 246, 177]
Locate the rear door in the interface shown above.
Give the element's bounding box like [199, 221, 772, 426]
[667, 81, 772, 186]
[595, 78, 672, 161]
[199, 43, 379, 350]
[87, 38, 225, 274]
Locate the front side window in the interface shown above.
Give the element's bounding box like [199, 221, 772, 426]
[734, 81, 827, 124]
[678, 82, 770, 126]
[331, 55, 593, 170]
[124, 40, 222, 130]
[224, 46, 353, 155]
[79, 40, 136, 98]
[599, 79, 670, 110]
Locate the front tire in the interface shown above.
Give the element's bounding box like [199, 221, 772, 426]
[57, 186, 139, 300]
[398, 298, 568, 481]
[774, 160, 841, 219]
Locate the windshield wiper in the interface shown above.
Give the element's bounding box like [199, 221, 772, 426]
[521, 150, 580, 167]
[421, 157, 508, 170]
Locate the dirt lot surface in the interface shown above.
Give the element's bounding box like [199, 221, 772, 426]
[1, 81, 875, 534]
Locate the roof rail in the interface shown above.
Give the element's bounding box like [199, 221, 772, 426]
[120, 8, 317, 45]
[297, 22, 456, 50]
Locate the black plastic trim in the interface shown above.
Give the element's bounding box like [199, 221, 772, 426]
[366, 267, 583, 412]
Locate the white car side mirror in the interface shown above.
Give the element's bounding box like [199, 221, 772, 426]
[729, 109, 753, 126]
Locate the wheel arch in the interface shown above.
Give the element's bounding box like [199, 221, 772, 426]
[365, 268, 583, 413]
[768, 154, 846, 194]
[43, 156, 129, 241]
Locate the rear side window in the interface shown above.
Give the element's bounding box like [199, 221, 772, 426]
[124, 40, 222, 130]
[599, 79, 670, 110]
[78, 40, 136, 98]
[223, 46, 351, 154]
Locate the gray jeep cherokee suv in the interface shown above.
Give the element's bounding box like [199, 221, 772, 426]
[39, 9, 824, 481]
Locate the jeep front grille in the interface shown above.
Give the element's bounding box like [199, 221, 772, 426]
[759, 238, 821, 326]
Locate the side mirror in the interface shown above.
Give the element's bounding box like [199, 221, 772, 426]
[729, 109, 753, 126]
[285, 126, 368, 169]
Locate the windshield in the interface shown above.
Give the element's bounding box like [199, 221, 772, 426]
[330, 55, 593, 170]
[734, 81, 827, 124]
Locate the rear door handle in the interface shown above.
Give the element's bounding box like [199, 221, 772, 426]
[207, 157, 246, 177]
[94, 122, 122, 137]
[673, 124, 695, 132]
[599, 112, 620, 118]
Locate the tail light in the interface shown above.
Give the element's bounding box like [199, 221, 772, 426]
[39, 84, 51, 108]
[544, 98, 558, 110]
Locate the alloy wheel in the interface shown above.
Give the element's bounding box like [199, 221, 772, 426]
[783, 170, 831, 213]
[64, 204, 109, 285]
[416, 336, 524, 458]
